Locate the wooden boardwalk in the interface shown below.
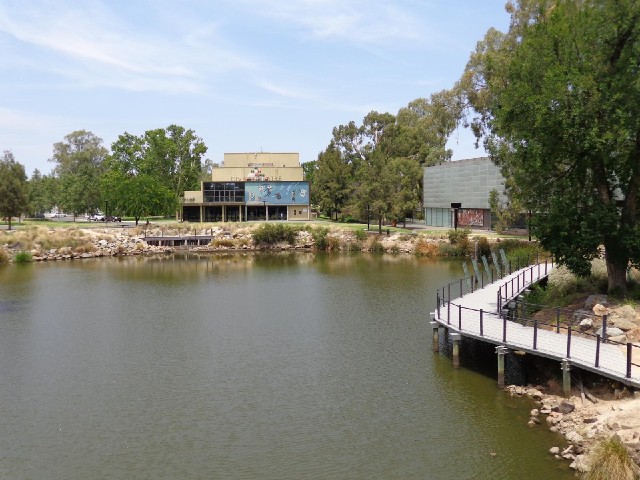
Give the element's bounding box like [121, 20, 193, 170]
[431, 263, 640, 388]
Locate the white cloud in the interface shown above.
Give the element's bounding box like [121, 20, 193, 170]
[226, 0, 431, 46]
[0, 0, 258, 94]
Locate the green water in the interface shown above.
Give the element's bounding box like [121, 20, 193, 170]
[0, 253, 572, 479]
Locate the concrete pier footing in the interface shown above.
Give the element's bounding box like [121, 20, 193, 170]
[496, 346, 509, 388]
[429, 321, 440, 353]
[451, 333, 462, 368]
[561, 359, 571, 397]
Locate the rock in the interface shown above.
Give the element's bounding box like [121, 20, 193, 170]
[612, 305, 637, 322]
[585, 295, 608, 309]
[593, 303, 609, 316]
[531, 409, 539, 417]
[579, 318, 593, 330]
[529, 416, 541, 425]
[565, 431, 584, 445]
[549, 446, 560, 455]
[530, 389, 544, 400]
[595, 326, 624, 338]
[553, 402, 575, 414]
[611, 317, 637, 331]
[583, 417, 598, 424]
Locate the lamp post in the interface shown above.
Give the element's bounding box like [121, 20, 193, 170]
[367, 204, 370, 231]
[263, 200, 267, 221]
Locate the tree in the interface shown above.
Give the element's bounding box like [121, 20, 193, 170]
[462, 0, 640, 294]
[50, 130, 107, 218]
[0, 151, 28, 230]
[28, 169, 58, 218]
[142, 125, 207, 202]
[314, 148, 352, 220]
[103, 133, 175, 226]
[387, 156, 422, 227]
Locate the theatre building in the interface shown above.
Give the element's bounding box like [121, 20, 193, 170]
[180, 152, 311, 222]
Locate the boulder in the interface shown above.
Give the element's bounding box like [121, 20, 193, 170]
[549, 446, 560, 455]
[612, 305, 637, 322]
[595, 326, 624, 338]
[610, 317, 637, 332]
[585, 294, 608, 309]
[593, 303, 609, 316]
[579, 318, 593, 331]
[554, 402, 575, 414]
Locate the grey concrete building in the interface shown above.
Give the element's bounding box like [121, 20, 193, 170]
[423, 157, 506, 229]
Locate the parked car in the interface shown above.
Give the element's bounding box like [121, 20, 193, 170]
[91, 214, 105, 221]
[106, 215, 121, 222]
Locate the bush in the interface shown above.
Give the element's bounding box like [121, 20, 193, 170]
[14, 251, 32, 263]
[414, 238, 439, 257]
[252, 223, 301, 245]
[448, 228, 471, 245]
[310, 227, 330, 250]
[354, 229, 368, 241]
[476, 237, 492, 258]
[0, 248, 10, 264]
[583, 436, 638, 480]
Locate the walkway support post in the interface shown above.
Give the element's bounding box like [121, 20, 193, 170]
[496, 346, 508, 389]
[561, 359, 571, 398]
[451, 333, 462, 368]
[429, 320, 439, 353]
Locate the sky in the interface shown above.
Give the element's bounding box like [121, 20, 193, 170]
[0, 0, 510, 176]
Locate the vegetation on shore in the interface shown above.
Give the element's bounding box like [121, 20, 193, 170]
[582, 436, 639, 480]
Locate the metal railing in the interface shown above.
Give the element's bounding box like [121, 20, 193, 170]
[437, 299, 640, 380]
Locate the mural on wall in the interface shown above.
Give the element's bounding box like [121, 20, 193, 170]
[245, 181, 309, 205]
[457, 209, 484, 227]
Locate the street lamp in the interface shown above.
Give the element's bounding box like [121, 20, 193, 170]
[263, 200, 267, 221]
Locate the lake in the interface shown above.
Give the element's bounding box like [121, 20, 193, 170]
[0, 253, 572, 479]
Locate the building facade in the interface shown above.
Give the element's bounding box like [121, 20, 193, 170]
[180, 152, 310, 222]
[423, 157, 506, 229]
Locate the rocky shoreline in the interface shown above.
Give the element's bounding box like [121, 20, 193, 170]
[506, 384, 640, 473]
[1, 225, 450, 262]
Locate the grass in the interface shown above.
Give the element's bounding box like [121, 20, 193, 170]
[582, 436, 638, 480]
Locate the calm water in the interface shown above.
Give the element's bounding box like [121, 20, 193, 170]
[0, 253, 572, 480]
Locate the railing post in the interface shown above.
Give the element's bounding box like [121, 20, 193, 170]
[503, 315, 507, 343]
[533, 319, 538, 350]
[545, 259, 548, 275]
[480, 309, 484, 336]
[448, 284, 451, 303]
[447, 299, 451, 325]
[437, 292, 441, 318]
[556, 308, 560, 333]
[602, 315, 608, 344]
[595, 334, 601, 368]
[567, 326, 572, 358]
[627, 343, 633, 379]
[458, 304, 462, 330]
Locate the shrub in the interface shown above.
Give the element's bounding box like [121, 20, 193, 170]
[583, 436, 638, 480]
[448, 228, 471, 245]
[252, 223, 301, 245]
[213, 238, 236, 248]
[370, 238, 385, 253]
[14, 251, 32, 263]
[414, 238, 439, 257]
[354, 229, 368, 241]
[476, 237, 492, 258]
[0, 248, 9, 264]
[326, 236, 342, 251]
[310, 227, 330, 250]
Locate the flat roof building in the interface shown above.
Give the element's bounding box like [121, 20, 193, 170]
[423, 157, 506, 229]
[180, 152, 310, 222]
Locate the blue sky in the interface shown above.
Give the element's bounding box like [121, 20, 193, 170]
[0, 0, 510, 176]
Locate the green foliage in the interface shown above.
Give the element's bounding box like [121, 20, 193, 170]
[0, 150, 28, 230]
[252, 223, 301, 245]
[582, 436, 638, 480]
[14, 251, 32, 263]
[51, 130, 107, 217]
[309, 226, 330, 250]
[489, 188, 521, 234]
[448, 228, 471, 245]
[462, 0, 640, 294]
[354, 229, 368, 241]
[476, 237, 491, 258]
[369, 238, 385, 253]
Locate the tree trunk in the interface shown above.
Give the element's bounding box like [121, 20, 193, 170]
[7, 217, 12, 230]
[378, 215, 382, 234]
[605, 251, 627, 295]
